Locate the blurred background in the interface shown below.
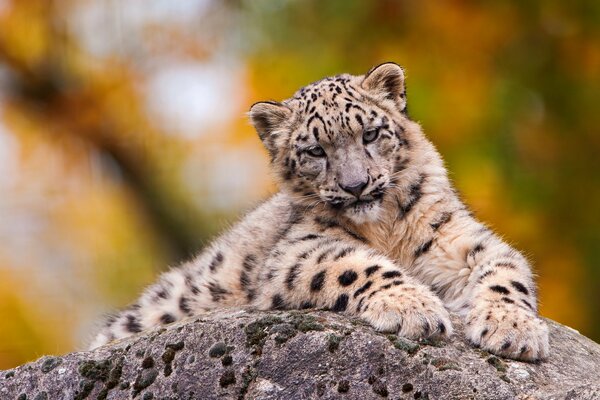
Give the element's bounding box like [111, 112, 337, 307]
[0, 0, 598, 369]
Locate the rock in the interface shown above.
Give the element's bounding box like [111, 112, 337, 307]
[1, 310, 599, 399]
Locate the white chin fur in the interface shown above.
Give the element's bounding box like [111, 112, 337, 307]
[345, 202, 382, 224]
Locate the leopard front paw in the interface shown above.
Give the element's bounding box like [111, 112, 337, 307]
[358, 283, 453, 340]
[465, 301, 549, 361]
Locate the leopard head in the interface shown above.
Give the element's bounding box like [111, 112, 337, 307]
[250, 62, 412, 224]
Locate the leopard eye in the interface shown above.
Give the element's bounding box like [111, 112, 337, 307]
[363, 128, 380, 144]
[306, 146, 326, 157]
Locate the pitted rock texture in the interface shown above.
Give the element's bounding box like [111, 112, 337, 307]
[1, 310, 599, 399]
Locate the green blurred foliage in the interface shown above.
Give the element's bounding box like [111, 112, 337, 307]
[0, 0, 598, 369]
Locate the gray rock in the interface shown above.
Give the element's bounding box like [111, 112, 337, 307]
[1, 310, 599, 399]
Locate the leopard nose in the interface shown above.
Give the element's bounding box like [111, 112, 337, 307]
[340, 180, 368, 198]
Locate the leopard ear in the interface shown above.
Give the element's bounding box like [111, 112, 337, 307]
[362, 62, 407, 114]
[249, 101, 292, 156]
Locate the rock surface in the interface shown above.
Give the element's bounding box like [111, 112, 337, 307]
[1, 310, 599, 399]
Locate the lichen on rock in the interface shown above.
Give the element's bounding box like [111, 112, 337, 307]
[0, 310, 599, 399]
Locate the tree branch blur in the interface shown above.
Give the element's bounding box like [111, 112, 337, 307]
[0, 0, 212, 264]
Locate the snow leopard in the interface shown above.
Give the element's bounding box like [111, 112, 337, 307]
[90, 62, 549, 362]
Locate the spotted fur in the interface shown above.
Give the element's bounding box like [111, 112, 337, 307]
[90, 63, 549, 362]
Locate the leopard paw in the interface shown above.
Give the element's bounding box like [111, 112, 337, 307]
[465, 301, 549, 361]
[358, 282, 453, 340]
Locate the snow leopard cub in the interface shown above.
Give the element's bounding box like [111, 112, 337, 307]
[90, 62, 549, 362]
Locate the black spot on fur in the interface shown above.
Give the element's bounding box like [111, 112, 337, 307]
[355, 114, 364, 126]
[209, 252, 224, 272]
[306, 112, 326, 133]
[469, 243, 485, 257]
[312, 127, 320, 141]
[478, 270, 496, 282]
[160, 313, 176, 325]
[382, 270, 402, 279]
[338, 270, 358, 286]
[414, 239, 433, 257]
[271, 294, 286, 310]
[314, 216, 338, 229]
[394, 157, 409, 173]
[365, 265, 381, 277]
[501, 341, 511, 350]
[316, 247, 335, 264]
[242, 254, 257, 271]
[240, 270, 251, 292]
[398, 174, 425, 217]
[496, 262, 516, 269]
[125, 314, 142, 333]
[356, 297, 365, 312]
[343, 227, 368, 243]
[353, 281, 372, 298]
[522, 299, 534, 310]
[300, 301, 314, 310]
[298, 234, 321, 241]
[184, 273, 200, 296]
[314, 216, 367, 243]
[179, 296, 192, 315]
[286, 263, 301, 290]
[104, 314, 117, 328]
[208, 282, 230, 302]
[438, 322, 446, 334]
[298, 246, 319, 260]
[333, 247, 355, 261]
[481, 328, 489, 338]
[331, 294, 349, 312]
[489, 285, 510, 295]
[510, 281, 529, 295]
[422, 321, 431, 336]
[501, 297, 514, 304]
[310, 271, 326, 292]
[266, 270, 275, 281]
[430, 212, 452, 231]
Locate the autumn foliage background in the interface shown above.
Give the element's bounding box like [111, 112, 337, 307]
[0, 0, 598, 369]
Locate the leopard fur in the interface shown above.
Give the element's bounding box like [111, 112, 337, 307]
[90, 63, 549, 362]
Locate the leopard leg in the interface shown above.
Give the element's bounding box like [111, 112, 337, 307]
[254, 234, 452, 340]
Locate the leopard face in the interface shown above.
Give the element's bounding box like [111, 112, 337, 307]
[250, 63, 411, 224]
